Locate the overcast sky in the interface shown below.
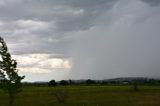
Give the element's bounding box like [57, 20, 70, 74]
[0, 0, 160, 81]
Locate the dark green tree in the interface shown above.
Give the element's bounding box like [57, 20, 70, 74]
[86, 79, 96, 85]
[0, 37, 25, 106]
[59, 80, 69, 86]
[48, 80, 57, 87]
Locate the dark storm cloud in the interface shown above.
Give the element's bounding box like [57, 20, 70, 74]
[66, 0, 160, 80]
[141, 0, 160, 6]
[0, 0, 116, 31]
[54, 0, 117, 32]
[0, 0, 117, 56]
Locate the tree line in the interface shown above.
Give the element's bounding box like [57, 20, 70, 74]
[20, 78, 160, 87]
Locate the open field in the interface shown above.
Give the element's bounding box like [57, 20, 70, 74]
[0, 86, 160, 106]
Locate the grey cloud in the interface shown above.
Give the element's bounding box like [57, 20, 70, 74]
[54, 0, 117, 32]
[0, 0, 117, 31]
[0, 0, 117, 57]
[67, 0, 160, 80]
[141, 0, 160, 6]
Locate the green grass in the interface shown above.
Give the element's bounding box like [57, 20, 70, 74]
[0, 85, 160, 106]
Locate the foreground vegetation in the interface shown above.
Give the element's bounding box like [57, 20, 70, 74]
[0, 85, 160, 106]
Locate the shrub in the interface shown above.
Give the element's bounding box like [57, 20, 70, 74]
[53, 89, 69, 104]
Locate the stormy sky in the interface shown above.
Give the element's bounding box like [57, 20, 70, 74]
[0, 0, 160, 81]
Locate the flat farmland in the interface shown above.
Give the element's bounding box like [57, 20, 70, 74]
[0, 86, 160, 106]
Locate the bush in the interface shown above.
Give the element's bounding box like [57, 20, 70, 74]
[59, 80, 69, 86]
[53, 90, 69, 104]
[48, 80, 57, 87]
[86, 79, 96, 85]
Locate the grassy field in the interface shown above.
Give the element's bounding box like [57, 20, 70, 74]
[0, 85, 160, 106]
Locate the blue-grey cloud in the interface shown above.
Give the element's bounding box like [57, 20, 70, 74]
[67, 0, 160, 80]
[0, 0, 117, 56]
[141, 0, 160, 6]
